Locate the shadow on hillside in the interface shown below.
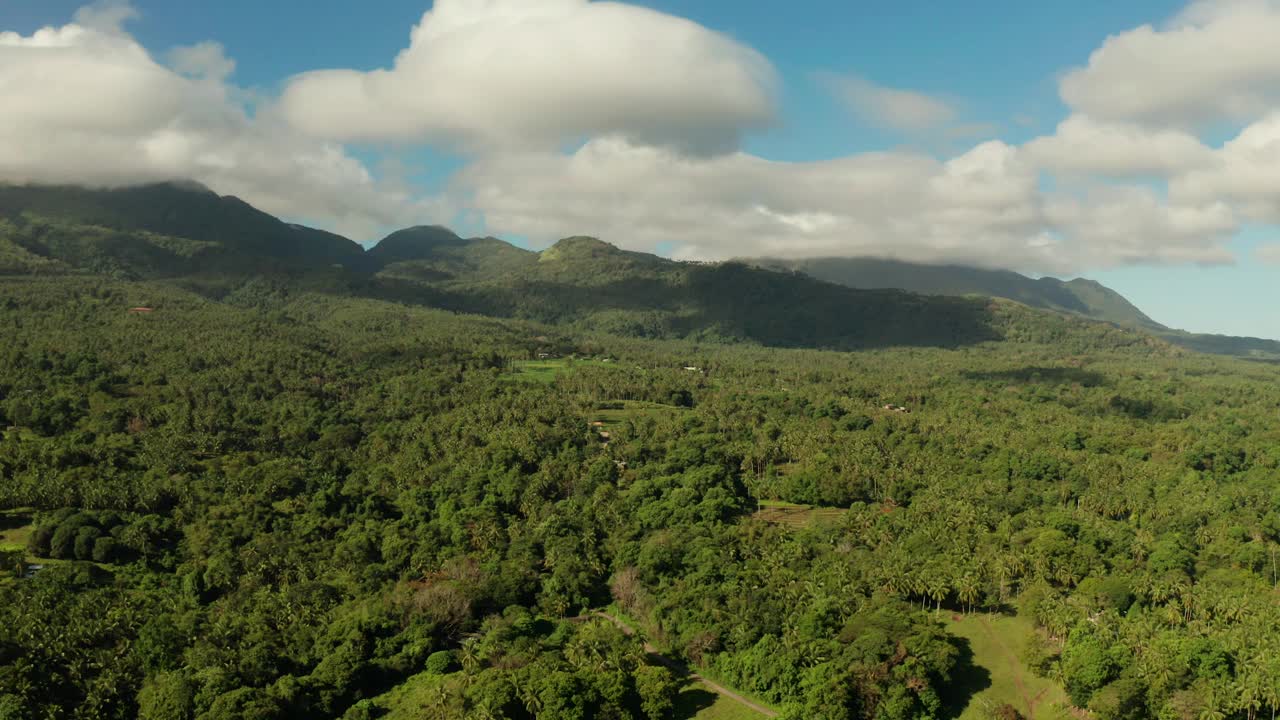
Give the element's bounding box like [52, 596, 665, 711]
[361, 264, 1004, 352]
[963, 366, 1107, 387]
[940, 636, 992, 719]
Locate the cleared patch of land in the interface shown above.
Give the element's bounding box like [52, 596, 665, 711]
[507, 358, 613, 384]
[0, 509, 34, 553]
[365, 670, 451, 720]
[594, 400, 687, 428]
[676, 678, 769, 719]
[753, 500, 846, 528]
[945, 613, 1071, 720]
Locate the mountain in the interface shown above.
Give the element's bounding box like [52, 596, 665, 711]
[0, 182, 1266, 356]
[368, 225, 537, 281]
[365, 234, 1162, 353]
[0, 182, 366, 276]
[754, 256, 1280, 358]
[752, 257, 1160, 328]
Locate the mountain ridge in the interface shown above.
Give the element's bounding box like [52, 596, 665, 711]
[1, 182, 1274, 357]
[746, 255, 1280, 357]
[749, 256, 1162, 330]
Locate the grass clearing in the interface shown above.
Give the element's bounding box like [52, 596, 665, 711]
[753, 500, 846, 529]
[676, 677, 768, 719]
[507, 358, 615, 384]
[366, 670, 452, 719]
[0, 509, 34, 553]
[944, 613, 1071, 720]
[593, 400, 687, 428]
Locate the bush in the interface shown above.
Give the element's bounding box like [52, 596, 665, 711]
[28, 525, 53, 556]
[91, 536, 118, 564]
[425, 650, 456, 675]
[74, 526, 103, 561]
[1088, 677, 1147, 720]
[136, 672, 194, 720]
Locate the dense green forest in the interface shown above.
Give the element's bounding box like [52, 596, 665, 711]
[4, 185, 1280, 720]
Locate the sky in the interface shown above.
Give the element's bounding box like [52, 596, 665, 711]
[4, 0, 1280, 338]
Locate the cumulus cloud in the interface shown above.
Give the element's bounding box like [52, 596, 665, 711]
[453, 136, 1235, 273]
[1024, 114, 1214, 178]
[1060, 0, 1280, 127]
[1172, 113, 1280, 223]
[817, 72, 956, 131]
[279, 0, 776, 154]
[3, 0, 1268, 273]
[0, 4, 432, 239]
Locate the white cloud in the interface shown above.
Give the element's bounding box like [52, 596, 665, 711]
[1060, 0, 1280, 127]
[168, 41, 235, 82]
[453, 136, 1235, 273]
[71, 0, 137, 34]
[0, 5, 430, 239]
[818, 72, 956, 131]
[1, 1, 1265, 274]
[279, 0, 776, 154]
[1172, 113, 1280, 223]
[1024, 114, 1214, 178]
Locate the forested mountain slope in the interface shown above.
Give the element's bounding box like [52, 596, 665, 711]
[3, 182, 1271, 358]
[753, 256, 1280, 358]
[370, 235, 1016, 351]
[0, 183, 366, 276]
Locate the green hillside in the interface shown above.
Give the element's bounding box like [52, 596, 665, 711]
[0, 182, 365, 271]
[369, 225, 537, 281]
[1, 182, 1272, 358]
[753, 257, 1159, 328]
[369, 235, 1016, 351]
[755, 256, 1280, 357]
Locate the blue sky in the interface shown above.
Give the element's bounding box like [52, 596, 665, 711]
[5, 0, 1280, 338]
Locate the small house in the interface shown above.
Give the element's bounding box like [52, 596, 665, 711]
[128, 307, 154, 314]
[23, 563, 45, 579]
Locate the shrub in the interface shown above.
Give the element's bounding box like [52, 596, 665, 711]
[425, 650, 456, 675]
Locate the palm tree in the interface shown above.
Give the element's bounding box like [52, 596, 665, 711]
[955, 573, 980, 614]
[926, 578, 949, 614]
[459, 637, 482, 674]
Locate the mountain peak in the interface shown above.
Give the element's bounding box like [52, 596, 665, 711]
[366, 226, 471, 265]
[540, 236, 619, 261]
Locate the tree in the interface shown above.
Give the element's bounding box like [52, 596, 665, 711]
[136, 672, 194, 720]
[635, 665, 678, 720]
[1088, 677, 1147, 720]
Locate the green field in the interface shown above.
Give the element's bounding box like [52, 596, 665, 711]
[507, 358, 613, 384]
[753, 500, 847, 528]
[593, 400, 687, 428]
[0, 509, 34, 553]
[945, 614, 1071, 720]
